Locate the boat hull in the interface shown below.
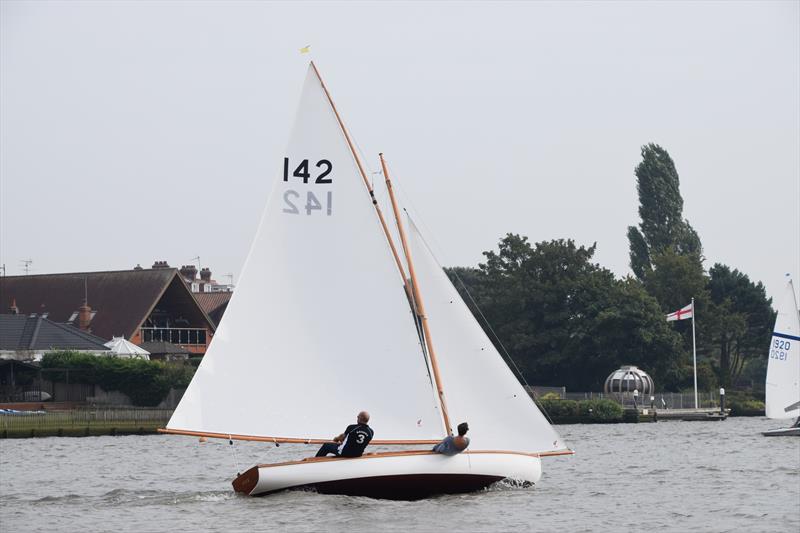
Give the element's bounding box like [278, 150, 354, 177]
[762, 427, 800, 437]
[232, 450, 542, 499]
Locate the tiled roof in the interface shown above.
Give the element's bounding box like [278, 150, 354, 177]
[138, 341, 191, 355]
[193, 292, 232, 327]
[0, 269, 215, 340]
[0, 315, 109, 351]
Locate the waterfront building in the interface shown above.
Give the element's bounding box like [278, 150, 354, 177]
[0, 266, 216, 356]
[0, 314, 110, 361]
[177, 264, 234, 293]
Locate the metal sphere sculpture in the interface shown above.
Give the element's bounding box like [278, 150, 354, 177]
[604, 365, 654, 395]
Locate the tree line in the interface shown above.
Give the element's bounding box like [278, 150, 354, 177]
[447, 144, 774, 393]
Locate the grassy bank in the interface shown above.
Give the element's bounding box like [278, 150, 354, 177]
[0, 408, 172, 439]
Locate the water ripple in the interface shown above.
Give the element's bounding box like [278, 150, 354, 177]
[0, 417, 797, 532]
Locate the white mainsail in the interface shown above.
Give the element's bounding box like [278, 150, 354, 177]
[167, 65, 444, 441]
[406, 217, 568, 453]
[765, 278, 800, 420]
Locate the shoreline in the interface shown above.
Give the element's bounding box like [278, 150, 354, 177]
[0, 407, 763, 439]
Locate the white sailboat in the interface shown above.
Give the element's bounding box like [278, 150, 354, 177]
[763, 277, 800, 437]
[161, 62, 572, 498]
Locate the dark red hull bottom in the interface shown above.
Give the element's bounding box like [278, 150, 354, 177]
[253, 473, 508, 500]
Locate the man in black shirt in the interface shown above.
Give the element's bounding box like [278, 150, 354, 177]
[315, 411, 374, 458]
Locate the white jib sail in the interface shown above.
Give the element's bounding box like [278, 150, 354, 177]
[406, 217, 568, 453]
[765, 278, 800, 420]
[168, 64, 444, 441]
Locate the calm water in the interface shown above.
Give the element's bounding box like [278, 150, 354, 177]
[1, 417, 798, 532]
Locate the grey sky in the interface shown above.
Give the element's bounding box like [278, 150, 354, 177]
[1, 1, 798, 303]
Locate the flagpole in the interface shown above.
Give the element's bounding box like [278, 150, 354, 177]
[691, 297, 698, 409]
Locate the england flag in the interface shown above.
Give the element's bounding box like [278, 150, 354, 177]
[666, 302, 694, 321]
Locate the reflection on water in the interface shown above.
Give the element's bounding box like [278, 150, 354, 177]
[1, 417, 798, 532]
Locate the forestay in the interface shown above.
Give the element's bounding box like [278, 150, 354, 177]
[765, 278, 800, 420]
[406, 217, 568, 453]
[167, 65, 444, 441]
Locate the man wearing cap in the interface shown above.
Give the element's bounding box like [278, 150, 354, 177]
[432, 422, 470, 456]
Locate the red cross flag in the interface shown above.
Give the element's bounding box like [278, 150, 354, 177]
[666, 302, 693, 321]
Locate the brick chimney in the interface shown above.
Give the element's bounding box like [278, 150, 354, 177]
[180, 265, 198, 282]
[78, 301, 93, 331]
[133, 264, 143, 271]
[200, 268, 212, 282]
[9, 298, 18, 315]
[151, 260, 171, 269]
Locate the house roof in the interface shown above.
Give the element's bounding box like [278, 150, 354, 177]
[0, 269, 216, 340]
[193, 292, 232, 327]
[0, 315, 110, 351]
[0, 359, 40, 371]
[138, 341, 191, 355]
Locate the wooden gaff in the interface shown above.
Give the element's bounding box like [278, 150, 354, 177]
[309, 61, 409, 286]
[379, 153, 453, 436]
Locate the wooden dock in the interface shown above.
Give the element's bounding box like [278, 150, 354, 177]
[635, 407, 729, 422]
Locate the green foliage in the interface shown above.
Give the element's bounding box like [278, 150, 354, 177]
[643, 250, 708, 313]
[695, 361, 718, 391]
[625, 144, 775, 393]
[705, 264, 775, 388]
[538, 392, 562, 400]
[536, 399, 579, 418]
[738, 357, 767, 392]
[535, 398, 622, 422]
[725, 391, 765, 416]
[577, 399, 623, 421]
[437, 143, 776, 396]
[41, 351, 195, 406]
[448, 236, 683, 391]
[627, 143, 702, 280]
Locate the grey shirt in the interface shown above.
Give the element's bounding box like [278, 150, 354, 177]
[432, 435, 470, 456]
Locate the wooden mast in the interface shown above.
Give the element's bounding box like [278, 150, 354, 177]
[309, 61, 409, 285]
[379, 153, 453, 436]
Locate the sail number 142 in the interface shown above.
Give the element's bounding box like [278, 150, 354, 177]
[283, 157, 333, 216]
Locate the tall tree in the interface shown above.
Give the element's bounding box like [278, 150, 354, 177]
[447, 235, 684, 391]
[706, 264, 775, 388]
[627, 143, 702, 280]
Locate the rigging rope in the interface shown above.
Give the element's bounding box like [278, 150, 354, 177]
[385, 162, 558, 427]
[447, 268, 558, 428]
[228, 435, 241, 476]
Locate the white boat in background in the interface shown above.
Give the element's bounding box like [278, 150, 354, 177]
[160, 62, 572, 498]
[763, 276, 800, 437]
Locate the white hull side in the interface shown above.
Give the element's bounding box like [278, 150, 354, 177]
[234, 451, 542, 499]
[762, 427, 800, 437]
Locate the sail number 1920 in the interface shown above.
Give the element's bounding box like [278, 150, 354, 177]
[770, 339, 791, 361]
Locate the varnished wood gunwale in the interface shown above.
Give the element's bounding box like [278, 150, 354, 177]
[160, 428, 575, 458]
[157, 427, 440, 445]
[250, 448, 574, 469]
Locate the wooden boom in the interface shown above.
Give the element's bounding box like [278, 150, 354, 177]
[158, 428, 439, 445]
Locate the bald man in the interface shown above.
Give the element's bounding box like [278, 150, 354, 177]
[315, 411, 374, 458]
